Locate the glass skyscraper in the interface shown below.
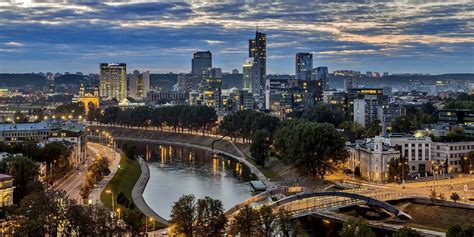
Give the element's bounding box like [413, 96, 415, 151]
[248, 31, 266, 96]
[192, 51, 212, 76]
[295, 53, 313, 80]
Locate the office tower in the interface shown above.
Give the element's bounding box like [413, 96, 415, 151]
[248, 31, 266, 96]
[295, 53, 313, 80]
[313, 66, 329, 90]
[192, 51, 212, 76]
[129, 70, 150, 100]
[99, 63, 127, 101]
[201, 68, 223, 110]
[242, 58, 254, 92]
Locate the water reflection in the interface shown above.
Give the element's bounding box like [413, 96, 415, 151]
[123, 142, 254, 219]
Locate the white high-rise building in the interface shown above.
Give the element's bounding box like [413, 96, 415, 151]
[242, 58, 254, 92]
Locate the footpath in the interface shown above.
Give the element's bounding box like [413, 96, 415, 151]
[87, 143, 121, 205]
[132, 157, 169, 225]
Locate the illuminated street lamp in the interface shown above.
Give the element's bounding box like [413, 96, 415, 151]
[105, 190, 114, 212]
[116, 208, 121, 219]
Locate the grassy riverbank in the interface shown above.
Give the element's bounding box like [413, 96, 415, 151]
[101, 154, 141, 209]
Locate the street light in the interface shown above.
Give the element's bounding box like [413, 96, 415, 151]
[116, 208, 121, 219]
[150, 217, 155, 232]
[106, 189, 114, 212]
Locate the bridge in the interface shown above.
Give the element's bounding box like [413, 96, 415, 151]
[225, 187, 413, 220]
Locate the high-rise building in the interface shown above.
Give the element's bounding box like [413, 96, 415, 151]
[129, 70, 150, 100]
[295, 53, 313, 80]
[201, 68, 223, 110]
[313, 66, 329, 90]
[192, 51, 212, 76]
[99, 63, 127, 101]
[242, 58, 254, 92]
[248, 31, 266, 96]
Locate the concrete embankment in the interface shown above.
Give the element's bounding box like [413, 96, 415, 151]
[131, 157, 168, 225]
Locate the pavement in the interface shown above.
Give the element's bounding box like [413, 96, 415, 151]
[54, 142, 120, 205]
[87, 142, 121, 205]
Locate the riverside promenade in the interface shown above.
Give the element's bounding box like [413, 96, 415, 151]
[132, 157, 168, 225]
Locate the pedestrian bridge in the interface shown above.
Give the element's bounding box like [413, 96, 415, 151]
[226, 188, 412, 220]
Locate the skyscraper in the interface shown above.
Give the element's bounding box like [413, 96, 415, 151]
[129, 70, 150, 100]
[242, 58, 254, 92]
[99, 63, 126, 101]
[192, 51, 212, 76]
[248, 31, 266, 96]
[295, 53, 313, 80]
[313, 66, 329, 90]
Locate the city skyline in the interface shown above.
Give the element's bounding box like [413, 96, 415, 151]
[0, 1, 473, 74]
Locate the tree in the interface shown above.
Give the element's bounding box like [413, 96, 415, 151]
[257, 205, 275, 237]
[299, 103, 346, 127]
[229, 205, 260, 237]
[339, 217, 375, 237]
[250, 129, 272, 167]
[340, 121, 366, 139]
[450, 192, 460, 203]
[447, 225, 463, 237]
[7, 156, 42, 203]
[394, 227, 420, 237]
[170, 194, 196, 236]
[391, 115, 416, 134]
[195, 197, 227, 237]
[123, 144, 139, 160]
[274, 120, 348, 180]
[460, 151, 474, 174]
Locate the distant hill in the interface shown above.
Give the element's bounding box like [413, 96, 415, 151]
[54, 74, 98, 87]
[150, 73, 178, 91]
[0, 73, 46, 87]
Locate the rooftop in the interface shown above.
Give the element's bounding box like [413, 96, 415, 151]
[0, 121, 50, 131]
[0, 174, 13, 182]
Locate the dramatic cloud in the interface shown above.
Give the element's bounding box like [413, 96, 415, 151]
[0, 0, 472, 74]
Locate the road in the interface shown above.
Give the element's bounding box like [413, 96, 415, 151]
[54, 142, 120, 204]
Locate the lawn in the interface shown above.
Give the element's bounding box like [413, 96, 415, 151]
[100, 154, 141, 210]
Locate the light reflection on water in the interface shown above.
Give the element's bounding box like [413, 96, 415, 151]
[138, 144, 254, 219]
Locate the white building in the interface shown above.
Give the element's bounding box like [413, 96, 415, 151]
[431, 141, 474, 173]
[0, 121, 51, 143]
[382, 133, 432, 176]
[348, 136, 400, 182]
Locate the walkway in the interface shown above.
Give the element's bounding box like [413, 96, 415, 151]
[132, 157, 168, 225]
[87, 143, 121, 205]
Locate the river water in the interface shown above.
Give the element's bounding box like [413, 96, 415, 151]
[128, 143, 254, 219]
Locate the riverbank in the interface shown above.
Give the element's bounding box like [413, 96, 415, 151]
[132, 157, 168, 225]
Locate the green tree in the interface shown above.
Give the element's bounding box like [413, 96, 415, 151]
[340, 121, 366, 139]
[450, 192, 460, 203]
[447, 225, 463, 237]
[391, 115, 416, 134]
[394, 227, 420, 237]
[195, 197, 227, 237]
[257, 205, 275, 237]
[250, 129, 272, 167]
[299, 103, 346, 127]
[339, 217, 375, 237]
[170, 194, 196, 237]
[274, 120, 348, 180]
[460, 151, 474, 174]
[8, 156, 42, 203]
[229, 205, 260, 237]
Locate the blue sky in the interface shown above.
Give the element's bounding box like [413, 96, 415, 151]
[0, 0, 473, 74]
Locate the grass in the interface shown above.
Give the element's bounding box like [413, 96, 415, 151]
[100, 154, 141, 210]
[100, 154, 167, 230]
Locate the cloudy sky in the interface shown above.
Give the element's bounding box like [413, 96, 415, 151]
[0, 0, 473, 74]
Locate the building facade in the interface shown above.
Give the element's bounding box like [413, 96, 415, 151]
[129, 71, 150, 100]
[74, 84, 99, 113]
[295, 53, 313, 81]
[99, 63, 127, 101]
[0, 122, 51, 143]
[242, 58, 254, 92]
[348, 137, 400, 183]
[431, 141, 474, 173]
[0, 174, 14, 206]
[382, 133, 432, 176]
[313, 66, 329, 90]
[249, 31, 266, 96]
[192, 51, 212, 76]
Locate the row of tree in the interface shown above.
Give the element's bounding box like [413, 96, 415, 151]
[219, 110, 280, 142]
[90, 105, 218, 135]
[80, 155, 110, 198]
[169, 194, 305, 237]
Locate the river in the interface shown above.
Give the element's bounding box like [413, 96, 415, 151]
[127, 142, 255, 219]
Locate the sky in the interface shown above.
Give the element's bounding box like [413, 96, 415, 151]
[0, 0, 473, 74]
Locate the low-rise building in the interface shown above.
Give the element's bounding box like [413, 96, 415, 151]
[48, 123, 86, 167]
[381, 133, 432, 176]
[0, 121, 51, 143]
[348, 137, 399, 182]
[431, 141, 474, 173]
[0, 174, 14, 206]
